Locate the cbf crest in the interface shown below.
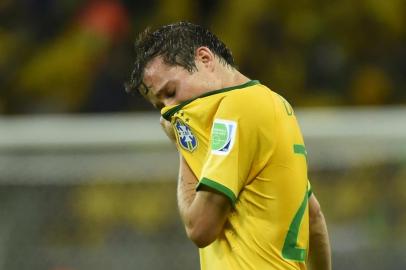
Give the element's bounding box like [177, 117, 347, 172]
[174, 119, 198, 152]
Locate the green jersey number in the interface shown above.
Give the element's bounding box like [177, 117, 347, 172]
[282, 144, 308, 262]
[282, 190, 308, 262]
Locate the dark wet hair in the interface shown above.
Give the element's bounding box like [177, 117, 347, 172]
[125, 21, 235, 95]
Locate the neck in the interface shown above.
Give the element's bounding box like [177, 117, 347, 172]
[198, 61, 251, 95]
[219, 66, 251, 90]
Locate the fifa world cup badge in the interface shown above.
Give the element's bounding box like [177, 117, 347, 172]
[174, 119, 198, 152]
[211, 119, 237, 155]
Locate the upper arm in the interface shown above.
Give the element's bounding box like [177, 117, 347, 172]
[309, 193, 323, 222]
[183, 95, 265, 247]
[198, 95, 264, 204]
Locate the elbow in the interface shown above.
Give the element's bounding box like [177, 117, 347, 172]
[309, 206, 324, 223]
[186, 226, 217, 248]
[309, 208, 325, 233]
[309, 205, 327, 236]
[309, 195, 324, 223]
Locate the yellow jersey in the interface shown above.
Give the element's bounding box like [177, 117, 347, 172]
[162, 80, 311, 270]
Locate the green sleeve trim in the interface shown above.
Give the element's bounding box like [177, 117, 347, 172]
[308, 188, 313, 198]
[162, 80, 260, 120]
[196, 177, 237, 206]
[307, 179, 312, 197]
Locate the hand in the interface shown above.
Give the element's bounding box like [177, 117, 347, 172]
[160, 116, 177, 144]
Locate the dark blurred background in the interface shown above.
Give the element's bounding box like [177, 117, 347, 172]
[1, 0, 405, 114]
[0, 0, 405, 269]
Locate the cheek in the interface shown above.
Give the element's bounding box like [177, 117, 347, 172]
[175, 71, 207, 101]
[176, 90, 192, 102]
[181, 78, 205, 98]
[176, 82, 193, 101]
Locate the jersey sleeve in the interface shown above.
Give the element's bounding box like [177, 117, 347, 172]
[196, 96, 261, 206]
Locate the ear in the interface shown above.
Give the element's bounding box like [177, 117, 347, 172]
[195, 47, 215, 69]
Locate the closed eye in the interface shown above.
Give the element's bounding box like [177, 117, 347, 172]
[165, 89, 176, 98]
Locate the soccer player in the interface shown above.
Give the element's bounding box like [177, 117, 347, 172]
[126, 22, 331, 270]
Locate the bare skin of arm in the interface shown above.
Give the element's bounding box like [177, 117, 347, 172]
[177, 155, 231, 247]
[161, 117, 231, 248]
[308, 194, 332, 270]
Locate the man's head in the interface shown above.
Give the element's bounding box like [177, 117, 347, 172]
[125, 21, 236, 109]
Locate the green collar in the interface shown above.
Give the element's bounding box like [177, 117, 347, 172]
[161, 80, 260, 120]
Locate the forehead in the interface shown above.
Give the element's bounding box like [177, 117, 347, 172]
[143, 57, 172, 89]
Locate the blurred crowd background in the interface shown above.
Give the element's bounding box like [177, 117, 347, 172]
[1, 0, 405, 114]
[0, 0, 405, 270]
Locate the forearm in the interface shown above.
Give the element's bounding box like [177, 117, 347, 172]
[159, 116, 200, 232]
[309, 210, 332, 270]
[177, 154, 198, 228]
[176, 153, 231, 247]
[159, 117, 198, 226]
[164, 121, 229, 247]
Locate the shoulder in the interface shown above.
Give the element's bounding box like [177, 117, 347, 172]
[216, 84, 277, 121]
